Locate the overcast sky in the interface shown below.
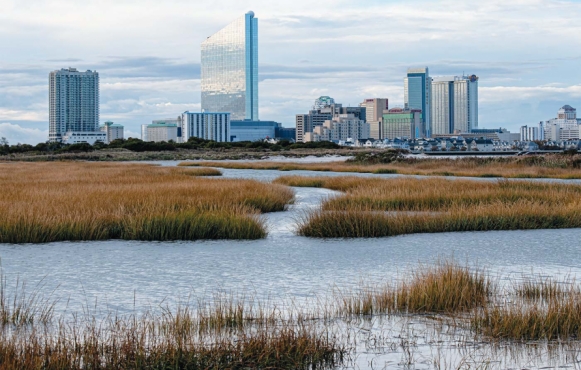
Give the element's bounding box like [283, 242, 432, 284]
[1, 0, 580, 144]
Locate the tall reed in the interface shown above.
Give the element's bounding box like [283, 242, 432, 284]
[0, 163, 295, 243]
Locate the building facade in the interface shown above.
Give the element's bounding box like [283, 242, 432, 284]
[382, 108, 423, 140]
[360, 98, 388, 139]
[230, 120, 281, 142]
[520, 125, 539, 141]
[543, 105, 580, 141]
[431, 75, 479, 135]
[182, 112, 231, 142]
[100, 121, 124, 143]
[201, 11, 258, 121]
[296, 96, 366, 143]
[307, 114, 370, 143]
[147, 122, 179, 143]
[49, 68, 100, 142]
[404, 67, 431, 137]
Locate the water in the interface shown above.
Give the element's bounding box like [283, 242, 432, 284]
[2, 164, 581, 368]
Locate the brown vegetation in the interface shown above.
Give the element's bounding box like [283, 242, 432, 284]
[274, 175, 581, 238]
[0, 162, 295, 243]
[182, 153, 581, 179]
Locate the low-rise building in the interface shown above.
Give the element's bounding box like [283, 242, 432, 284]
[61, 131, 107, 145]
[230, 120, 281, 142]
[147, 122, 179, 143]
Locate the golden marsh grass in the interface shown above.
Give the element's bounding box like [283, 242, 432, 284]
[0, 162, 295, 243]
[180, 154, 581, 179]
[274, 176, 581, 238]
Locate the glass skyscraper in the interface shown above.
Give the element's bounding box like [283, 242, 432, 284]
[201, 11, 258, 121]
[404, 67, 431, 137]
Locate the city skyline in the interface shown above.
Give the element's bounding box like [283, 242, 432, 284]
[1, 0, 581, 144]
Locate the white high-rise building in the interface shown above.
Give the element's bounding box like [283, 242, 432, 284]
[431, 75, 479, 135]
[49, 68, 100, 143]
[520, 125, 539, 141]
[182, 112, 231, 142]
[543, 105, 580, 141]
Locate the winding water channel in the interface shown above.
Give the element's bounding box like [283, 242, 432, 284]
[2, 162, 581, 368]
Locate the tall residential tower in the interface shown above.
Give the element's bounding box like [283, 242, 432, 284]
[404, 67, 431, 137]
[431, 75, 479, 135]
[201, 11, 258, 121]
[49, 68, 100, 142]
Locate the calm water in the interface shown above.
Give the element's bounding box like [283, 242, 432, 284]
[2, 164, 581, 368]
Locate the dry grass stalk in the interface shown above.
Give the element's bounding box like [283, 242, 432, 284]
[183, 167, 223, 176]
[0, 162, 295, 243]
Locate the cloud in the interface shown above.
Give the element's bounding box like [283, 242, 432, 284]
[0, 123, 48, 145]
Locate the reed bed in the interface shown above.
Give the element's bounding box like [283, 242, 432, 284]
[279, 176, 581, 238]
[179, 154, 581, 179]
[340, 261, 491, 316]
[183, 167, 223, 176]
[0, 162, 295, 243]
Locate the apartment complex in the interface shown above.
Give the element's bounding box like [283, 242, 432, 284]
[296, 96, 366, 143]
[49, 68, 100, 143]
[201, 11, 258, 121]
[306, 114, 370, 142]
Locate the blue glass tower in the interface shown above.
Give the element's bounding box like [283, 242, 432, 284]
[201, 11, 258, 121]
[404, 67, 431, 137]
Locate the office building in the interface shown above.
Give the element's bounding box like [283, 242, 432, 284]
[382, 108, 423, 140]
[404, 67, 431, 137]
[49, 68, 100, 143]
[360, 98, 389, 139]
[201, 11, 258, 121]
[543, 105, 580, 141]
[182, 112, 231, 142]
[230, 120, 281, 142]
[431, 75, 479, 135]
[275, 127, 296, 141]
[307, 114, 370, 143]
[100, 121, 124, 143]
[296, 96, 366, 143]
[520, 125, 539, 141]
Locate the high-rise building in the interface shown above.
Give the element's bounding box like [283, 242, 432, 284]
[49, 68, 100, 142]
[360, 98, 389, 139]
[404, 67, 431, 137]
[201, 11, 258, 121]
[431, 75, 479, 135]
[182, 112, 231, 142]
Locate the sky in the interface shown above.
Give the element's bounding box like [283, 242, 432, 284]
[1, 0, 580, 144]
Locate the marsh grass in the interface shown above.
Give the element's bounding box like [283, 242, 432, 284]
[340, 261, 491, 316]
[514, 276, 572, 301]
[281, 176, 581, 238]
[0, 163, 295, 243]
[184, 167, 223, 176]
[179, 154, 581, 179]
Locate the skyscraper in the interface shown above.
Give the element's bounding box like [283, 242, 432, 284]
[201, 11, 258, 121]
[360, 98, 389, 139]
[431, 75, 479, 135]
[404, 67, 431, 137]
[49, 68, 99, 142]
